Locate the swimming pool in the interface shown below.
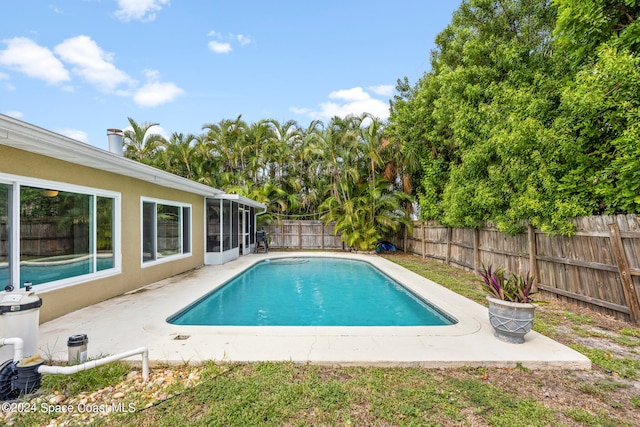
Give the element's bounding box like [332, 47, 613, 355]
[168, 257, 456, 326]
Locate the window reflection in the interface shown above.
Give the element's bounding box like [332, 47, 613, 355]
[143, 200, 191, 263]
[97, 197, 114, 270]
[142, 201, 156, 262]
[157, 204, 180, 258]
[19, 186, 93, 285]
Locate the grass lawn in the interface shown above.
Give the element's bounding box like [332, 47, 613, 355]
[4, 253, 640, 426]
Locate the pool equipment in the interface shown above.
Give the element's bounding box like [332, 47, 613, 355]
[67, 334, 89, 364]
[0, 285, 149, 400]
[0, 336, 149, 400]
[0, 284, 41, 364]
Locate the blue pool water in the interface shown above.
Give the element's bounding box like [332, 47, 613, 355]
[168, 257, 456, 326]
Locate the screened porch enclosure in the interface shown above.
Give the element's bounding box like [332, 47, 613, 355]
[205, 195, 261, 265]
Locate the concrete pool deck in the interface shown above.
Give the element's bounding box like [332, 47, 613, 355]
[37, 252, 591, 370]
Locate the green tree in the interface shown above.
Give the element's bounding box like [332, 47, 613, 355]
[387, 0, 583, 234]
[555, 46, 640, 214]
[553, 0, 640, 65]
[161, 132, 199, 180]
[320, 115, 413, 250]
[321, 177, 412, 251]
[122, 117, 166, 164]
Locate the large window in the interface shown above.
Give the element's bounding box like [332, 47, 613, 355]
[142, 199, 191, 264]
[0, 175, 120, 290]
[20, 186, 92, 285]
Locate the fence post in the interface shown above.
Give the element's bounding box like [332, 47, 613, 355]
[528, 222, 538, 291]
[608, 223, 640, 325]
[281, 221, 285, 249]
[474, 228, 480, 273]
[422, 223, 426, 259]
[298, 222, 302, 249]
[404, 226, 408, 253]
[446, 227, 451, 265]
[321, 223, 325, 249]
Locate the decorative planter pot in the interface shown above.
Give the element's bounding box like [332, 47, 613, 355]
[486, 296, 536, 344]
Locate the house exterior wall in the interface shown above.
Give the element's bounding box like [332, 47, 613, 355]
[0, 145, 206, 322]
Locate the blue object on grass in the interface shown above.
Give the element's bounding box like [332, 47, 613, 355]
[375, 241, 397, 253]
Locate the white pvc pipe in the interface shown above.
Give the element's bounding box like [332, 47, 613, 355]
[0, 337, 24, 361]
[38, 347, 149, 381]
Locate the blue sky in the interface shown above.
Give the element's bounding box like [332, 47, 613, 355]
[1, 1, 460, 151]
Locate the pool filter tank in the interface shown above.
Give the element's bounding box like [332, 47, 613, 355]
[0, 284, 42, 363]
[67, 334, 89, 364]
[0, 284, 43, 399]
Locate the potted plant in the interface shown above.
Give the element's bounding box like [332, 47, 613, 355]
[479, 263, 536, 343]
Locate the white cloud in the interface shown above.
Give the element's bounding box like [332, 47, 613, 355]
[290, 107, 310, 115]
[207, 29, 251, 54]
[3, 110, 23, 118]
[208, 40, 232, 54]
[237, 34, 252, 46]
[0, 35, 183, 109]
[0, 37, 70, 84]
[115, 0, 170, 22]
[292, 86, 390, 122]
[56, 128, 88, 143]
[329, 87, 372, 102]
[54, 35, 133, 93]
[133, 70, 183, 107]
[368, 84, 394, 97]
[49, 5, 64, 14]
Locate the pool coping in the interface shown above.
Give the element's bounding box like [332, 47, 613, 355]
[37, 252, 591, 370]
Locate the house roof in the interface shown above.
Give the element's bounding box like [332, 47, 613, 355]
[214, 193, 267, 211]
[0, 114, 224, 197]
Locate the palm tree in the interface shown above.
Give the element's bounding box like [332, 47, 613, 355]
[321, 176, 412, 251]
[265, 119, 301, 185]
[202, 115, 247, 178]
[162, 132, 198, 180]
[123, 117, 166, 164]
[244, 120, 273, 185]
[121, 114, 413, 248]
[318, 115, 414, 250]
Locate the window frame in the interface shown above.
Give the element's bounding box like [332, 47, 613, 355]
[0, 172, 121, 292]
[140, 197, 192, 267]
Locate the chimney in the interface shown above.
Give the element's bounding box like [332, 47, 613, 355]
[107, 128, 124, 156]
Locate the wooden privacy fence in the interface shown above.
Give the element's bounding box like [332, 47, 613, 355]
[264, 220, 344, 250]
[390, 215, 640, 325]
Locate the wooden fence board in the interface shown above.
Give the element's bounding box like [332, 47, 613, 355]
[265, 221, 343, 250]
